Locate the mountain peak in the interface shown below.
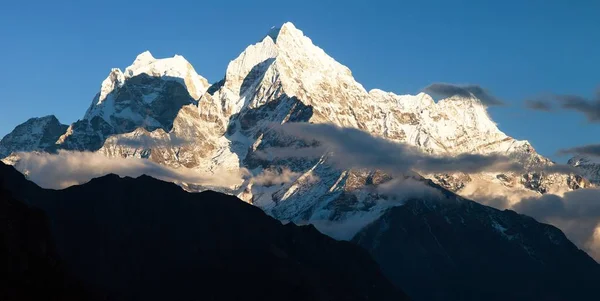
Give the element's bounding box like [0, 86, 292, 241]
[266, 26, 281, 42]
[33, 115, 60, 123]
[0, 115, 68, 158]
[265, 22, 300, 42]
[98, 68, 125, 104]
[129, 50, 156, 69]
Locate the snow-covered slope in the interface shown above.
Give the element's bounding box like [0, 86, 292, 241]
[0, 116, 68, 158]
[56, 51, 209, 151]
[569, 156, 600, 184]
[0, 22, 589, 238]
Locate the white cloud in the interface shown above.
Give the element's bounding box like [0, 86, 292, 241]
[261, 123, 576, 176]
[311, 178, 446, 241]
[12, 150, 246, 189]
[251, 167, 302, 186]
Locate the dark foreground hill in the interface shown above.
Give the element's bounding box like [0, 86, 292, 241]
[0, 182, 88, 301]
[0, 162, 408, 301]
[353, 189, 600, 301]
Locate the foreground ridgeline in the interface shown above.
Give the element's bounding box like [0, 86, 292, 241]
[3, 161, 599, 300]
[0, 162, 408, 301]
[353, 182, 600, 300]
[0, 176, 87, 301]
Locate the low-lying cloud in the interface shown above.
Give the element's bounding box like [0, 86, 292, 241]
[311, 177, 446, 241]
[261, 122, 599, 259]
[512, 188, 600, 260]
[251, 167, 301, 186]
[423, 83, 505, 106]
[12, 150, 246, 189]
[261, 123, 576, 176]
[376, 178, 445, 201]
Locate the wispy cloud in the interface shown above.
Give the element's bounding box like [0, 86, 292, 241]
[250, 167, 302, 186]
[310, 177, 445, 241]
[524, 99, 554, 112]
[513, 188, 600, 260]
[375, 178, 445, 201]
[262, 123, 599, 257]
[555, 93, 600, 122]
[525, 87, 600, 122]
[12, 150, 246, 189]
[423, 83, 505, 106]
[558, 144, 600, 158]
[260, 123, 575, 175]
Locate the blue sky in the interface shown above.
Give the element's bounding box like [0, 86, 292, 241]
[1, 0, 598, 161]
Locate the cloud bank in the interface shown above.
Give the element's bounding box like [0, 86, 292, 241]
[513, 188, 600, 260]
[423, 83, 505, 106]
[261, 123, 575, 176]
[311, 177, 446, 241]
[262, 122, 597, 259]
[12, 150, 245, 189]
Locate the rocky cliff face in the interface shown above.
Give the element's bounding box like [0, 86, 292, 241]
[569, 156, 600, 185]
[0, 116, 68, 158]
[57, 52, 209, 152]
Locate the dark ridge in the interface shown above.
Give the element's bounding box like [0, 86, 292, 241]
[0, 178, 90, 301]
[0, 162, 408, 301]
[353, 195, 600, 301]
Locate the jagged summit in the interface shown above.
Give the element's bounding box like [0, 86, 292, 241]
[0, 115, 68, 158]
[265, 25, 281, 41]
[126, 50, 157, 74]
[569, 155, 600, 184]
[95, 51, 209, 106]
[83, 51, 210, 127]
[264, 22, 300, 43]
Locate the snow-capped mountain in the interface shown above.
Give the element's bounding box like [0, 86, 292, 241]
[0, 115, 68, 158]
[56, 51, 209, 152]
[1, 22, 591, 227]
[569, 156, 600, 184]
[0, 22, 590, 238]
[2, 21, 600, 300]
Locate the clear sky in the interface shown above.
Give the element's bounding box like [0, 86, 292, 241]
[1, 0, 598, 161]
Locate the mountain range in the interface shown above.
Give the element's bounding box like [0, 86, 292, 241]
[1, 22, 599, 300]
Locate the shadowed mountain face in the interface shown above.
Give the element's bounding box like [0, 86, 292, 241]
[352, 190, 600, 301]
[0, 162, 408, 301]
[58, 74, 199, 152]
[0, 180, 88, 301]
